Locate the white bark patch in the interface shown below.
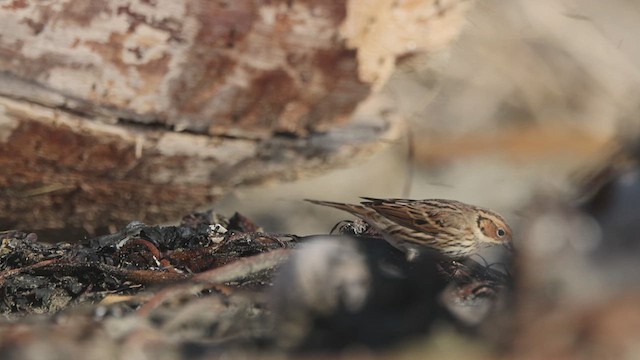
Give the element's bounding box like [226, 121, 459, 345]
[0, 105, 18, 143]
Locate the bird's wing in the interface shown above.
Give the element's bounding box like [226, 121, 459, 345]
[363, 198, 465, 236]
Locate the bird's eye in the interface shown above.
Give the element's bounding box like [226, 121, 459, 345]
[497, 228, 506, 237]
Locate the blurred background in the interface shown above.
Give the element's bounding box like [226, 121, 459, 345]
[217, 0, 639, 237]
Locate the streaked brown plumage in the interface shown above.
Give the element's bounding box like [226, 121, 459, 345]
[306, 197, 513, 260]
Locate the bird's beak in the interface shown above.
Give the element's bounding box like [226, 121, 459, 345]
[503, 241, 514, 253]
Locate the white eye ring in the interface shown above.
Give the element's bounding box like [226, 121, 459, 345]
[497, 228, 506, 237]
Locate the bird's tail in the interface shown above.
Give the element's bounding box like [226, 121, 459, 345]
[304, 199, 373, 218]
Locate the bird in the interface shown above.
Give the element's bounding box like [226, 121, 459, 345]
[306, 197, 513, 260]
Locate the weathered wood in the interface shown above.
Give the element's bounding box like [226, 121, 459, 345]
[0, 0, 371, 136]
[0, 97, 396, 235]
[0, 0, 473, 235]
